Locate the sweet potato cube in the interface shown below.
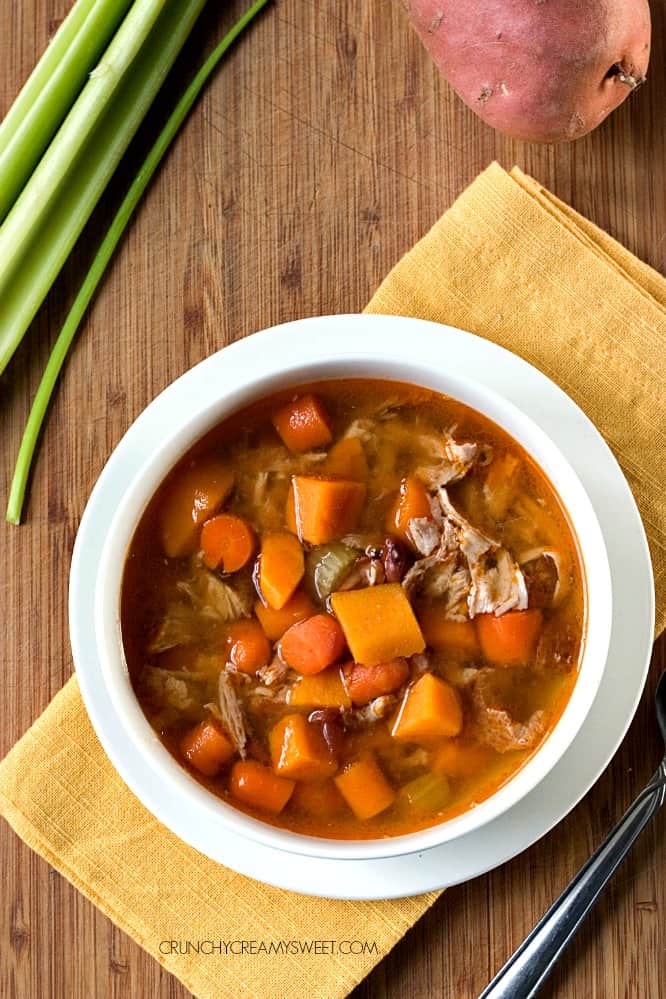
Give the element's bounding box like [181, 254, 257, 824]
[229, 761, 295, 815]
[269, 714, 337, 781]
[323, 437, 368, 481]
[291, 476, 366, 545]
[392, 673, 463, 743]
[272, 394, 333, 452]
[334, 755, 395, 820]
[254, 590, 316, 641]
[258, 532, 304, 609]
[287, 667, 352, 709]
[180, 719, 235, 777]
[330, 584, 425, 666]
[159, 459, 234, 558]
[432, 739, 497, 779]
[418, 608, 480, 655]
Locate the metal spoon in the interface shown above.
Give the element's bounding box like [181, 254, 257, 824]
[478, 670, 666, 999]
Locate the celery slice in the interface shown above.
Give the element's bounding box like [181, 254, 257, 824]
[0, 0, 133, 223]
[397, 773, 451, 814]
[6, 0, 271, 525]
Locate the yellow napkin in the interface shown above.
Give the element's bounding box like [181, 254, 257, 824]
[1, 163, 665, 999]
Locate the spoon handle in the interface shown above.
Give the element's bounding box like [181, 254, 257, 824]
[478, 763, 666, 999]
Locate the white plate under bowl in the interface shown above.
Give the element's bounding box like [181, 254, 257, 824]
[69, 315, 654, 899]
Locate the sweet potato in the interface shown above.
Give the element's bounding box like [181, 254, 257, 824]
[287, 667, 352, 709]
[180, 718, 235, 777]
[334, 755, 395, 819]
[392, 673, 463, 743]
[269, 714, 337, 781]
[254, 589, 316, 640]
[229, 760, 295, 814]
[323, 437, 368, 481]
[330, 583, 425, 666]
[159, 459, 234, 558]
[272, 394, 332, 452]
[291, 476, 366, 545]
[257, 532, 304, 609]
[404, 0, 651, 142]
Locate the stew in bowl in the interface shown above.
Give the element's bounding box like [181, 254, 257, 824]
[121, 378, 586, 841]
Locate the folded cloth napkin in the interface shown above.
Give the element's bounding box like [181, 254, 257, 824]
[1, 163, 664, 999]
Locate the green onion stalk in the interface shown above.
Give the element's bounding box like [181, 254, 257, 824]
[6, 0, 271, 524]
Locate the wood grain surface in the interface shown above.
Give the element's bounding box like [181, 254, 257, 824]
[1, 1, 665, 996]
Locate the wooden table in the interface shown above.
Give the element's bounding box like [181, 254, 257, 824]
[2, 2, 665, 996]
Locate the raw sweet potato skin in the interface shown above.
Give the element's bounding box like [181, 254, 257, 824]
[403, 0, 651, 142]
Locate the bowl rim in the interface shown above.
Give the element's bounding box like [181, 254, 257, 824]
[85, 314, 613, 862]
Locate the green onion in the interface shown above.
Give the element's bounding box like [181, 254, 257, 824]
[6, 0, 271, 525]
[0, 0, 207, 378]
[0, 0, 134, 224]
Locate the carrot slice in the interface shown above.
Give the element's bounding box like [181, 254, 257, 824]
[159, 459, 234, 558]
[279, 614, 347, 675]
[269, 714, 337, 781]
[291, 475, 366, 545]
[334, 755, 395, 819]
[225, 619, 271, 675]
[254, 589, 316, 641]
[476, 609, 543, 666]
[386, 475, 433, 550]
[323, 437, 368, 481]
[180, 718, 235, 777]
[391, 673, 463, 743]
[200, 513, 255, 572]
[432, 739, 497, 779]
[272, 394, 333, 452]
[330, 583, 425, 666]
[257, 532, 305, 609]
[288, 667, 352, 709]
[418, 608, 480, 655]
[229, 760, 295, 815]
[342, 658, 410, 706]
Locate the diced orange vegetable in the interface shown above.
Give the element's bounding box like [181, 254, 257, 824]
[386, 475, 433, 550]
[291, 476, 366, 545]
[180, 719, 235, 777]
[392, 673, 463, 743]
[334, 755, 395, 819]
[159, 459, 234, 558]
[290, 779, 347, 818]
[279, 614, 347, 675]
[272, 394, 333, 452]
[288, 667, 352, 709]
[432, 739, 497, 779]
[225, 619, 271, 675]
[269, 714, 337, 781]
[342, 658, 410, 706]
[330, 584, 425, 667]
[418, 608, 480, 655]
[229, 760, 295, 815]
[254, 589, 316, 641]
[200, 513, 255, 572]
[476, 609, 543, 666]
[323, 437, 368, 481]
[285, 483, 298, 534]
[258, 532, 305, 609]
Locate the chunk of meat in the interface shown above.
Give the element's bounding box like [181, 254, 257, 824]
[218, 671, 248, 758]
[437, 488, 528, 617]
[472, 669, 547, 753]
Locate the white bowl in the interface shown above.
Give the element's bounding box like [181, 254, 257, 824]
[86, 315, 612, 863]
